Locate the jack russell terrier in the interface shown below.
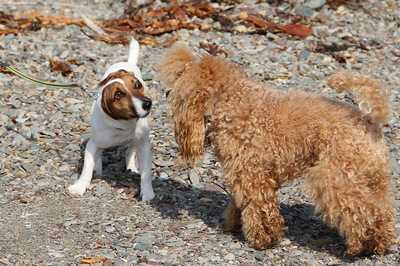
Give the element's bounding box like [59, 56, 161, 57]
[68, 38, 155, 201]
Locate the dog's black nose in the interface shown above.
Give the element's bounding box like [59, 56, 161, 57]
[165, 90, 171, 98]
[142, 98, 152, 111]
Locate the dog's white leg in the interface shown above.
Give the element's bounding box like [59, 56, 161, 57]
[126, 144, 139, 173]
[94, 149, 103, 176]
[68, 139, 98, 196]
[137, 134, 154, 201]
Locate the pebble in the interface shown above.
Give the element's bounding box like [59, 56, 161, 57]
[305, 0, 326, 9]
[95, 183, 109, 195]
[1, 0, 400, 265]
[294, 5, 315, 17]
[224, 253, 235, 261]
[134, 233, 156, 251]
[159, 172, 170, 180]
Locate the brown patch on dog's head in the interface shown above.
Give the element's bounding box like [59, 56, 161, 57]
[100, 70, 152, 120]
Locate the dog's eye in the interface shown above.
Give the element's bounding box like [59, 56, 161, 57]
[134, 80, 143, 90]
[114, 91, 125, 100]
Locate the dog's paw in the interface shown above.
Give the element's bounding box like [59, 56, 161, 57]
[126, 165, 139, 174]
[67, 182, 88, 196]
[141, 189, 155, 202]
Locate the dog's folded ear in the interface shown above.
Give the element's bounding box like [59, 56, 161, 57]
[173, 89, 207, 167]
[158, 42, 197, 87]
[159, 43, 207, 166]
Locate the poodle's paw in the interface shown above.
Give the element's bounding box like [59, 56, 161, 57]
[68, 182, 89, 196]
[223, 203, 242, 233]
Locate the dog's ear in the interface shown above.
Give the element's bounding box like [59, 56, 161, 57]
[159, 42, 197, 87]
[128, 38, 140, 65]
[99, 70, 128, 87]
[172, 87, 208, 167]
[159, 43, 207, 166]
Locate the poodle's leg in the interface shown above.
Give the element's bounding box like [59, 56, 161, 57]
[223, 199, 241, 233]
[305, 159, 396, 255]
[236, 184, 284, 250]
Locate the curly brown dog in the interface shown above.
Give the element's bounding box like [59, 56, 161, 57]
[159, 43, 396, 256]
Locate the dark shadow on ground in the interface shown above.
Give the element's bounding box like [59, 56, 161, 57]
[149, 178, 353, 260]
[77, 140, 358, 261]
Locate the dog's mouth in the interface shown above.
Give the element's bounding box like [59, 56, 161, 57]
[131, 96, 152, 118]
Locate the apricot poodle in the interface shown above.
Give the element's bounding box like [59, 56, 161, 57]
[159, 43, 396, 256]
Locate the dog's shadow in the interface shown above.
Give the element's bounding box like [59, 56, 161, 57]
[78, 140, 349, 259]
[150, 178, 348, 259]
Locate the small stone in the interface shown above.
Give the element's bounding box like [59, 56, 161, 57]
[254, 251, 264, 261]
[294, 5, 314, 17]
[48, 250, 64, 258]
[229, 241, 241, 249]
[127, 255, 139, 265]
[105, 224, 115, 233]
[299, 50, 310, 61]
[305, 0, 326, 9]
[234, 25, 249, 33]
[159, 172, 169, 180]
[95, 183, 109, 195]
[224, 253, 235, 261]
[60, 50, 69, 59]
[142, 72, 153, 81]
[134, 233, 156, 251]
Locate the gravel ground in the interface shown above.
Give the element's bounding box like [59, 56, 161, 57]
[1, 0, 400, 265]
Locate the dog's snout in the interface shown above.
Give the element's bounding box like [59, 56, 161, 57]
[142, 97, 152, 111]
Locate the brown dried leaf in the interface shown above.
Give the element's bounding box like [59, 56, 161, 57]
[0, 66, 12, 75]
[199, 41, 228, 57]
[80, 256, 110, 264]
[245, 15, 312, 38]
[245, 15, 274, 29]
[0, 11, 84, 36]
[327, 0, 350, 7]
[95, 34, 129, 45]
[49, 59, 73, 76]
[278, 23, 312, 38]
[67, 58, 79, 65]
[140, 36, 159, 46]
[215, 14, 235, 31]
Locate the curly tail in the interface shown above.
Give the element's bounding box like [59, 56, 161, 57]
[158, 42, 197, 87]
[327, 71, 391, 125]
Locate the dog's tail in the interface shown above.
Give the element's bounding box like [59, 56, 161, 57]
[128, 38, 140, 65]
[327, 71, 391, 125]
[158, 42, 197, 87]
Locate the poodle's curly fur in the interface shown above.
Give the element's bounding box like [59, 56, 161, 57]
[159, 43, 397, 256]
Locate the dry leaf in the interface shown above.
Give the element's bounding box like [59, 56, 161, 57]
[0, 11, 84, 36]
[80, 256, 110, 265]
[327, 0, 351, 7]
[199, 41, 228, 57]
[0, 66, 12, 75]
[49, 59, 73, 76]
[245, 15, 312, 38]
[94, 34, 129, 45]
[67, 58, 79, 65]
[278, 24, 312, 38]
[140, 36, 159, 46]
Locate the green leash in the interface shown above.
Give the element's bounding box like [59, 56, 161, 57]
[0, 60, 81, 88]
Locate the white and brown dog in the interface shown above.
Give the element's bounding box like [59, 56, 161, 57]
[68, 38, 155, 201]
